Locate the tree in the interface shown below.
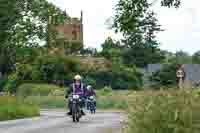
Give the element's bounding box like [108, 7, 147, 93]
[0, 0, 68, 74]
[80, 47, 98, 56]
[13, 0, 68, 47]
[0, 0, 20, 75]
[101, 37, 122, 63]
[160, 0, 181, 8]
[175, 51, 192, 64]
[113, 0, 165, 68]
[192, 51, 200, 64]
[150, 63, 177, 88]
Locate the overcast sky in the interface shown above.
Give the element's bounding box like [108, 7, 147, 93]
[48, 0, 200, 54]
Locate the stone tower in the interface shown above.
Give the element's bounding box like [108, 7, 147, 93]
[49, 11, 84, 55]
[55, 11, 83, 44]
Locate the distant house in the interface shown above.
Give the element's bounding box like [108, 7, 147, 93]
[145, 64, 200, 86]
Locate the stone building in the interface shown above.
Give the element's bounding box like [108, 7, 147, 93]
[48, 11, 83, 55]
[55, 11, 83, 43]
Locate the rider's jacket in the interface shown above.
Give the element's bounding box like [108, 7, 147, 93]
[85, 89, 96, 97]
[67, 83, 86, 97]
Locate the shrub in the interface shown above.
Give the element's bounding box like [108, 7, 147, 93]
[83, 66, 143, 90]
[36, 54, 81, 84]
[150, 63, 177, 89]
[126, 90, 200, 133]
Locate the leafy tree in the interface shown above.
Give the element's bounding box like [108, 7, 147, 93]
[122, 41, 165, 67]
[150, 63, 177, 88]
[0, 0, 20, 75]
[101, 37, 122, 63]
[192, 51, 200, 64]
[84, 66, 142, 90]
[14, 0, 68, 47]
[80, 47, 98, 56]
[113, 0, 165, 68]
[160, 0, 181, 8]
[175, 51, 192, 64]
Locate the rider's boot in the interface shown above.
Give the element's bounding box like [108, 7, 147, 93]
[81, 109, 86, 115]
[67, 109, 72, 115]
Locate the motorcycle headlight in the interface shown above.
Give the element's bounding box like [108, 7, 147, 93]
[73, 95, 79, 99]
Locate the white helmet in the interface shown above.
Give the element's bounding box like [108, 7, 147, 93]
[87, 85, 92, 90]
[74, 75, 82, 81]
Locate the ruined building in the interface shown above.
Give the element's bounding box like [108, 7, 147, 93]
[55, 11, 83, 43]
[48, 11, 83, 55]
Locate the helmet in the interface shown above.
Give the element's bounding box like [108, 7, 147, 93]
[74, 75, 82, 81]
[87, 85, 92, 90]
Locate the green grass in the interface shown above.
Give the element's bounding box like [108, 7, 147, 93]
[0, 96, 39, 121]
[125, 89, 200, 133]
[96, 91, 128, 110]
[17, 83, 129, 110]
[24, 96, 66, 108]
[17, 83, 65, 97]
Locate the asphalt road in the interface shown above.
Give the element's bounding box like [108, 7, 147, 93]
[0, 110, 125, 133]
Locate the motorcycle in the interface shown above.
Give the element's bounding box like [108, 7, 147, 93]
[87, 96, 96, 114]
[70, 94, 82, 122]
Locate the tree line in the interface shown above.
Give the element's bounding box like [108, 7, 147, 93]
[1, 0, 193, 91]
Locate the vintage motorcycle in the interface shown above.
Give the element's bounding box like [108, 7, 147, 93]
[70, 94, 82, 122]
[87, 96, 96, 114]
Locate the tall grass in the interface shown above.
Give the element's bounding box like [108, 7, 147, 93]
[96, 89, 129, 110]
[126, 89, 200, 133]
[0, 96, 39, 121]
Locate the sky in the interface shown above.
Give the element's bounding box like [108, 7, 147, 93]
[48, 0, 200, 54]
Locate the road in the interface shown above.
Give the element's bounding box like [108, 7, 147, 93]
[0, 110, 125, 133]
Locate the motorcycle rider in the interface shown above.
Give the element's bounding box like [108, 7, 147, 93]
[86, 85, 96, 97]
[65, 75, 86, 116]
[86, 85, 96, 107]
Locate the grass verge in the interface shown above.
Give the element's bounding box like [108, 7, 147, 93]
[125, 89, 200, 133]
[0, 96, 39, 121]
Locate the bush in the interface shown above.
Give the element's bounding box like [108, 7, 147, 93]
[0, 79, 7, 92]
[150, 63, 177, 89]
[36, 54, 81, 84]
[96, 86, 113, 96]
[17, 83, 64, 97]
[126, 90, 200, 133]
[82, 66, 143, 90]
[0, 96, 39, 121]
